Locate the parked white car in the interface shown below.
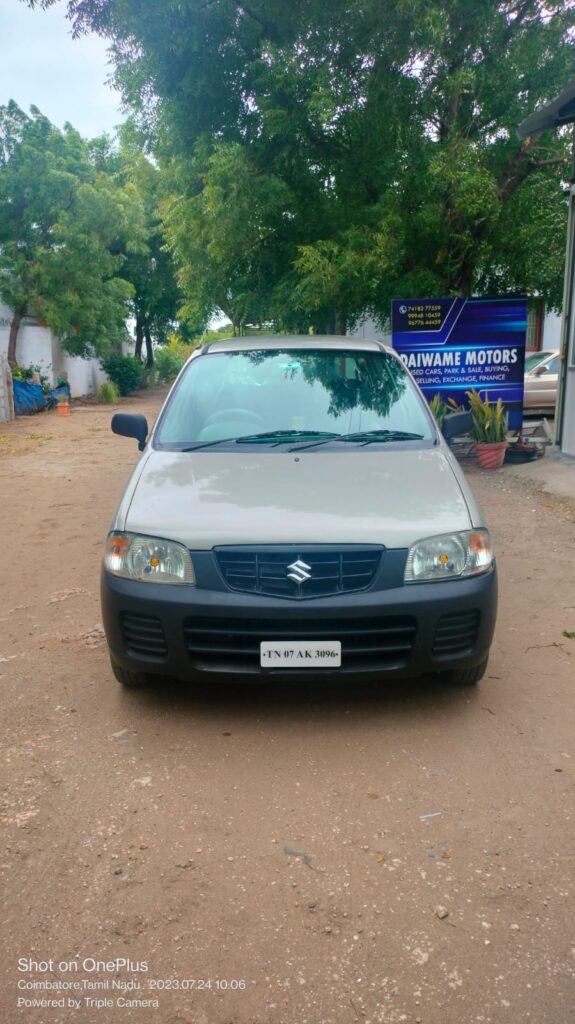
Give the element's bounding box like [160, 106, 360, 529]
[102, 337, 497, 688]
[524, 349, 560, 412]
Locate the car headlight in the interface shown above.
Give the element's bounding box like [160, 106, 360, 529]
[404, 530, 493, 583]
[104, 532, 196, 585]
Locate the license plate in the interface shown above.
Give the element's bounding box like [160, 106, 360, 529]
[260, 641, 341, 668]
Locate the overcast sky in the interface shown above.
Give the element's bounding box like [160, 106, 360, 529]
[0, 0, 124, 138]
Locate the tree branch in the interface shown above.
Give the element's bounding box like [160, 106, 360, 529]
[497, 0, 535, 51]
[532, 156, 570, 168]
[496, 136, 539, 203]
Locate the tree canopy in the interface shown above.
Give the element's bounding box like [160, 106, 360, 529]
[29, 1, 575, 331]
[0, 101, 184, 366]
[0, 101, 144, 364]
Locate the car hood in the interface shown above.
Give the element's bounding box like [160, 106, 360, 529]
[120, 447, 474, 549]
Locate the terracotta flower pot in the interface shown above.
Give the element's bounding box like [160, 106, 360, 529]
[475, 440, 508, 470]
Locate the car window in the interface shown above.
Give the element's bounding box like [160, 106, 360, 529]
[525, 351, 551, 372]
[547, 355, 560, 375]
[154, 349, 434, 447]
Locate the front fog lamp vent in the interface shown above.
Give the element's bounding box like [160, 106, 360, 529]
[433, 610, 480, 658]
[121, 613, 167, 659]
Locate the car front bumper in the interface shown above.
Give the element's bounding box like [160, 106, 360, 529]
[101, 561, 498, 683]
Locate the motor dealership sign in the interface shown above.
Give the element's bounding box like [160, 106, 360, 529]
[391, 297, 527, 429]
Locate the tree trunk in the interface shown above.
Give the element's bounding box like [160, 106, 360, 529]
[454, 260, 474, 296]
[134, 316, 144, 361]
[326, 310, 346, 335]
[333, 310, 346, 335]
[144, 323, 154, 368]
[7, 306, 25, 367]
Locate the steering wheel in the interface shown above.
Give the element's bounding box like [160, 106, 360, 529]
[203, 408, 264, 427]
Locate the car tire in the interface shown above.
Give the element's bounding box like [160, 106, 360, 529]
[449, 656, 489, 687]
[109, 654, 154, 689]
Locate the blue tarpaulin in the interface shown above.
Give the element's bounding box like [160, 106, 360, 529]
[12, 380, 71, 415]
[46, 384, 71, 408]
[13, 380, 46, 416]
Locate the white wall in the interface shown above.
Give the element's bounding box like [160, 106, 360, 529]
[0, 300, 108, 397]
[0, 354, 14, 421]
[0, 301, 55, 378]
[542, 309, 562, 349]
[52, 340, 109, 397]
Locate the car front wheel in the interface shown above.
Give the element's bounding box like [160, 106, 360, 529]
[109, 653, 155, 689]
[449, 656, 489, 687]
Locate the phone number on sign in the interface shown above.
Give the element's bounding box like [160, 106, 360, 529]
[148, 979, 246, 991]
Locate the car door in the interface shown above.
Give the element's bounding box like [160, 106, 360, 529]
[525, 354, 560, 410]
[534, 354, 560, 409]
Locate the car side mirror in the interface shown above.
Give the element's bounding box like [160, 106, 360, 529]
[442, 411, 473, 440]
[111, 413, 148, 451]
[533, 364, 549, 376]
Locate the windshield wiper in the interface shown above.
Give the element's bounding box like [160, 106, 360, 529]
[338, 429, 424, 443]
[233, 429, 340, 445]
[176, 430, 340, 452]
[178, 429, 423, 452]
[290, 429, 424, 450]
[177, 438, 238, 451]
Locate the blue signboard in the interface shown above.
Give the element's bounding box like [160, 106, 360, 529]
[391, 296, 527, 429]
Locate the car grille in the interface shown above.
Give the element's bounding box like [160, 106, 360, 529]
[121, 613, 168, 659]
[214, 546, 383, 599]
[183, 614, 416, 673]
[433, 610, 480, 658]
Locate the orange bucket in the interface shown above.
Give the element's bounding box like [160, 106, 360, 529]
[56, 399, 70, 417]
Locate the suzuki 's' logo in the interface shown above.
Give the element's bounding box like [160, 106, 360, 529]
[287, 559, 312, 583]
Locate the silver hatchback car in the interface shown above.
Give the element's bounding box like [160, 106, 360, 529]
[101, 337, 497, 688]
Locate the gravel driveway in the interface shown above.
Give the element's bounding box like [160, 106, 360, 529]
[1, 389, 574, 1024]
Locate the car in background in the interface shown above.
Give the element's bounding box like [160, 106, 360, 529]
[101, 336, 497, 690]
[523, 350, 560, 412]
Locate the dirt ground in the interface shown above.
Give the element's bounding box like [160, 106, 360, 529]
[1, 389, 574, 1024]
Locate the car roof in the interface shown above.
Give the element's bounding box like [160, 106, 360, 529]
[200, 334, 391, 355]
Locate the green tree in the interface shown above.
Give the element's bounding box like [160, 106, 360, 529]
[73, 126, 184, 364]
[0, 101, 144, 365]
[162, 141, 297, 335]
[118, 143, 183, 366]
[31, 1, 575, 328]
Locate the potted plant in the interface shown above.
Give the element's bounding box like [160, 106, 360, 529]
[429, 394, 470, 447]
[429, 393, 447, 430]
[466, 390, 508, 469]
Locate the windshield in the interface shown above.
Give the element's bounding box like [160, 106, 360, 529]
[154, 348, 434, 448]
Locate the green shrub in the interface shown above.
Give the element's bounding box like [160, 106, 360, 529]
[12, 363, 51, 389]
[154, 345, 186, 384]
[100, 353, 145, 396]
[97, 380, 120, 404]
